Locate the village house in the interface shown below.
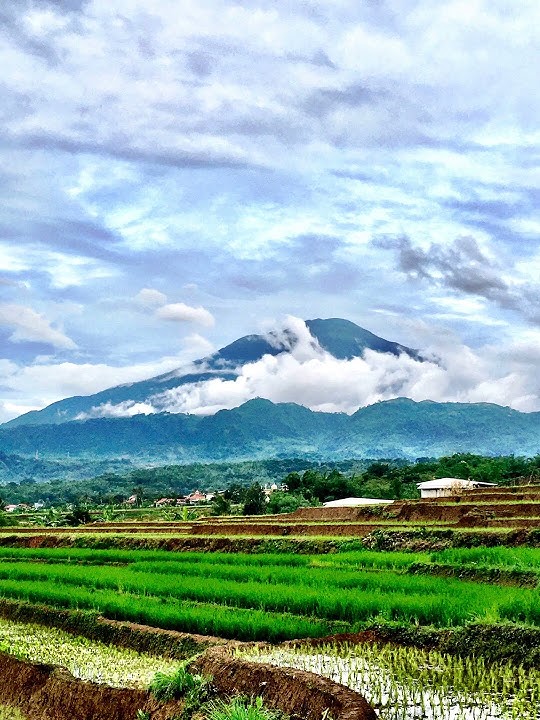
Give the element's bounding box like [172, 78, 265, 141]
[154, 498, 176, 507]
[417, 478, 496, 499]
[185, 490, 207, 504]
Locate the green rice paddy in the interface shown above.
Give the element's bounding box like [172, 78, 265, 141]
[0, 547, 539, 640]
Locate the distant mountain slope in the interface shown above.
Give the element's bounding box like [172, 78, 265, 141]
[0, 398, 538, 463]
[3, 318, 420, 428]
[0, 451, 133, 485]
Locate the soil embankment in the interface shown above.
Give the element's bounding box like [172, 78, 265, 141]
[191, 645, 377, 720]
[0, 651, 185, 720]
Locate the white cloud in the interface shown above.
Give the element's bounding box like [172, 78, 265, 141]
[79, 318, 540, 420]
[0, 400, 42, 425]
[76, 400, 156, 420]
[182, 333, 214, 356]
[0, 304, 77, 349]
[0, 353, 200, 422]
[135, 288, 168, 308]
[156, 303, 215, 327]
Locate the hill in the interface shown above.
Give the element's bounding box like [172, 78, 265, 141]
[0, 398, 538, 463]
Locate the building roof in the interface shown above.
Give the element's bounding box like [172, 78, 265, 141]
[323, 497, 394, 507]
[417, 478, 497, 490]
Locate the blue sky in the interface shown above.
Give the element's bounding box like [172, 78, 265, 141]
[1, 0, 540, 422]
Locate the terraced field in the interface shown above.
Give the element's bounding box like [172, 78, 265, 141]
[1, 484, 540, 718]
[5, 484, 540, 549]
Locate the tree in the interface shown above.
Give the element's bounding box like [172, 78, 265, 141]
[64, 506, 92, 526]
[211, 494, 231, 516]
[242, 483, 266, 516]
[266, 491, 313, 515]
[132, 485, 145, 507]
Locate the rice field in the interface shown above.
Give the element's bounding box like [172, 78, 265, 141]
[0, 548, 539, 640]
[240, 642, 540, 720]
[431, 546, 540, 571]
[0, 618, 179, 688]
[0, 545, 540, 718]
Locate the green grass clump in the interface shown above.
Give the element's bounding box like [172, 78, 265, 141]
[207, 696, 286, 720]
[149, 663, 212, 702]
[149, 663, 213, 719]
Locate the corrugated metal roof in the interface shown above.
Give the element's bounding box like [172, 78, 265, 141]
[323, 497, 395, 507]
[417, 478, 496, 489]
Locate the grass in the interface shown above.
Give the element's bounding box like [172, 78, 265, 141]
[207, 696, 286, 720]
[149, 663, 212, 703]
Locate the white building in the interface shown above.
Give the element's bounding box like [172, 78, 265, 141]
[323, 497, 394, 508]
[417, 478, 496, 499]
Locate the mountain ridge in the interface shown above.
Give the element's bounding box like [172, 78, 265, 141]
[0, 397, 538, 463]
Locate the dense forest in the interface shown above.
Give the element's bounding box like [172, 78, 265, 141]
[1, 453, 539, 509]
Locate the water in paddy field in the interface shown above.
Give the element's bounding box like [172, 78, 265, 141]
[240, 643, 540, 720]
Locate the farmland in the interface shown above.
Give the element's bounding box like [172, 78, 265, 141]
[1, 485, 540, 718]
[242, 642, 540, 720]
[1, 546, 540, 641]
[0, 618, 178, 687]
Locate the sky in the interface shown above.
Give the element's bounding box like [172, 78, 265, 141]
[1, 0, 540, 423]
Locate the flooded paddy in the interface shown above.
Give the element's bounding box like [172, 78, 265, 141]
[240, 642, 540, 719]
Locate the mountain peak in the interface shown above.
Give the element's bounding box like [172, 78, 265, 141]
[2, 317, 420, 428]
[305, 318, 420, 360]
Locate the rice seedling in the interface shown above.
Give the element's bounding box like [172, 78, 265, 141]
[0, 559, 539, 628]
[0, 618, 179, 688]
[0, 707, 26, 720]
[0, 578, 338, 641]
[431, 547, 540, 571]
[240, 642, 540, 720]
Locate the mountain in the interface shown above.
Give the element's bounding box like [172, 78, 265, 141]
[0, 451, 134, 485]
[0, 398, 538, 464]
[3, 318, 420, 428]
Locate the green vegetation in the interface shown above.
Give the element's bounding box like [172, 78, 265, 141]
[149, 663, 212, 708]
[0, 458, 368, 506]
[3, 395, 540, 464]
[1, 548, 540, 642]
[242, 642, 540, 720]
[207, 696, 286, 720]
[0, 617, 178, 687]
[5, 452, 540, 511]
[0, 707, 26, 720]
[431, 546, 540, 570]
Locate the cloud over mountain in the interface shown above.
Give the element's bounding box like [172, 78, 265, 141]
[71, 318, 540, 422]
